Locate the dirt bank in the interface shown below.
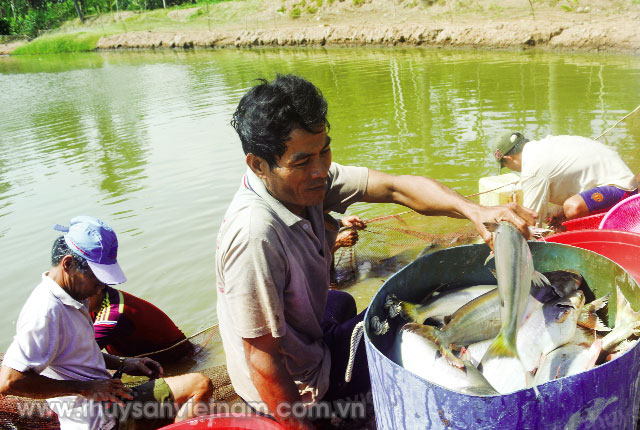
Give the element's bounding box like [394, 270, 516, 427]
[5, 0, 640, 54]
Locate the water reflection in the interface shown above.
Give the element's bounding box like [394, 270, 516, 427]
[0, 47, 639, 350]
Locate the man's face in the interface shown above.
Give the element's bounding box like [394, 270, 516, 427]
[68, 262, 106, 301]
[258, 128, 332, 216]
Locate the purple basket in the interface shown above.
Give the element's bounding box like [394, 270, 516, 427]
[599, 194, 640, 233]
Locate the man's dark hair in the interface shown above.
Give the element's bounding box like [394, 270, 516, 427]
[231, 74, 329, 169]
[51, 236, 89, 273]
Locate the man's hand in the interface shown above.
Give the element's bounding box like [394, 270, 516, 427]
[340, 215, 366, 230]
[470, 202, 538, 246]
[122, 357, 163, 379]
[79, 378, 133, 405]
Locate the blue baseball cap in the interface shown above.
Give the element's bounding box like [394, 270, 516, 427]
[53, 216, 126, 285]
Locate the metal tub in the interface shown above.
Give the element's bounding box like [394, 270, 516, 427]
[364, 242, 640, 430]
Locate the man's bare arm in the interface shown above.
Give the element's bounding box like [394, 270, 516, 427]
[0, 365, 132, 404]
[363, 169, 537, 243]
[243, 335, 315, 430]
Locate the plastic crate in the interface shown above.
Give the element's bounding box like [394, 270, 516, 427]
[561, 211, 606, 231]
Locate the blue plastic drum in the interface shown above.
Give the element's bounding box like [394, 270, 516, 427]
[364, 242, 640, 430]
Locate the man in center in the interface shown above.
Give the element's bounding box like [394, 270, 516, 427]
[216, 74, 537, 430]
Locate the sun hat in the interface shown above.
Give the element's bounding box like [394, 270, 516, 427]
[53, 216, 126, 285]
[490, 131, 528, 173]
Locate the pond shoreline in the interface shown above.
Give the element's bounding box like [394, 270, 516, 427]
[92, 18, 640, 53]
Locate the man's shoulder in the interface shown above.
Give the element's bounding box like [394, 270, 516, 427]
[22, 279, 61, 317]
[219, 189, 285, 243]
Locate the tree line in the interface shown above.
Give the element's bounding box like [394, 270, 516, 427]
[0, 0, 188, 38]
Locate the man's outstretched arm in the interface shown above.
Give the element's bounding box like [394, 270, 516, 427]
[0, 365, 132, 404]
[362, 169, 537, 243]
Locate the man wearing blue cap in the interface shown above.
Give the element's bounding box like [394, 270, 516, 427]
[0, 216, 213, 429]
[490, 132, 638, 227]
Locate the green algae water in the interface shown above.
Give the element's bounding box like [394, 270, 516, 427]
[1, 48, 639, 357]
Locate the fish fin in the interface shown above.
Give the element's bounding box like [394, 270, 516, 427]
[531, 271, 551, 289]
[632, 321, 640, 337]
[578, 305, 611, 332]
[484, 251, 495, 267]
[481, 332, 519, 364]
[403, 323, 463, 368]
[488, 268, 497, 281]
[584, 294, 610, 313]
[483, 222, 500, 233]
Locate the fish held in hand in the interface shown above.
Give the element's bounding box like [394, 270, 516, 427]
[480, 222, 545, 367]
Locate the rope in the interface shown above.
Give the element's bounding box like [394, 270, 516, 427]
[344, 321, 365, 382]
[132, 323, 218, 358]
[370, 316, 389, 335]
[464, 181, 520, 199]
[595, 104, 640, 141]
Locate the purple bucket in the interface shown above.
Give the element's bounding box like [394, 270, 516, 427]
[364, 241, 640, 429]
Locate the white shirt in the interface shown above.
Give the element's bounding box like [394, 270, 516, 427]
[3, 273, 115, 430]
[520, 135, 637, 222]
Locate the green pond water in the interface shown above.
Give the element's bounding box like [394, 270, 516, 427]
[1, 48, 639, 368]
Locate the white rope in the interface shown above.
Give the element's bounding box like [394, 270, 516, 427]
[344, 316, 390, 382]
[595, 104, 640, 141]
[345, 321, 365, 383]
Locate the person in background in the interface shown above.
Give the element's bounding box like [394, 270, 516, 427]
[216, 74, 536, 430]
[88, 285, 194, 365]
[0, 216, 212, 429]
[491, 131, 638, 228]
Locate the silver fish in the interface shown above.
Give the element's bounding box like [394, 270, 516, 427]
[517, 290, 586, 373]
[534, 329, 601, 385]
[394, 323, 498, 396]
[392, 284, 498, 326]
[480, 222, 547, 369]
[408, 290, 502, 367]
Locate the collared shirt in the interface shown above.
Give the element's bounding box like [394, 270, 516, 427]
[521, 135, 637, 222]
[3, 273, 115, 430]
[216, 162, 368, 411]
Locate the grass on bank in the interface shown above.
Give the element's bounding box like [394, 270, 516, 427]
[12, 32, 102, 54]
[10, 0, 259, 55]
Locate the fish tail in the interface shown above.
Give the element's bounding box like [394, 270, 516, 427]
[398, 302, 420, 323]
[483, 332, 519, 362]
[577, 307, 611, 332]
[531, 270, 550, 288]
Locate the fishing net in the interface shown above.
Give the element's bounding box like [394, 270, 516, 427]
[333, 211, 482, 286]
